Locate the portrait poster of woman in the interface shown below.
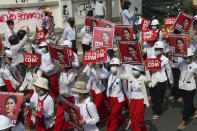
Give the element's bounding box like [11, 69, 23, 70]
[115, 25, 133, 41]
[85, 17, 101, 33]
[169, 34, 188, 57]
[117, 41, 143, 64]
[0, 92, 24, 125]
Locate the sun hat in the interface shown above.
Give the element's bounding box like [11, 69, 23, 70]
[109, 57, 120, 65]
[33, 77, 49, 90]
[46, 8, 52, 13]
[70, 81, 89, 94]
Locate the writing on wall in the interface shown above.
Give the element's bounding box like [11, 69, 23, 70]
[62, 4, 69, 22]
[76, 2, 92, 17]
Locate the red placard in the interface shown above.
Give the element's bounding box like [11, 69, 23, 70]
[164, 17, 176, 28]
[117, 41, 143, 64]
[169, 34, 188, 57]
[61, 97, 83, 130]
[37, 99, 44, 118]
[96, 47, 107, 62]
[139, 18, 151, 31]
[85, 17, 101, 33]
[173, 12, 194, 33]
[101, 19, 116, 29]
[115, 25, 133, 40]
[145, 58, 161, 71]
[36, 29, 46, 42]
[0, 37, 2, 57]
[69, 48, 75, 60]
[83, 50, 97, 64]
[92, 27, 114, 49]
[24, 53, 41, 66]
[0, 92, 24, 125]
[142, 30, 156, 41]
[48, 44, 71, 67]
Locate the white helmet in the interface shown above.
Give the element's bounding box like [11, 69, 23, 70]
[154, 41, 164, 49]
[151, 19, 159, 26]
[132, 65, 144, 71]
[39, 41, 48, 47]
[109, 57, 120, 65]
[0, 115, 13, 130]
[188, 48, 194, 57]
[62, 40, 72, 48]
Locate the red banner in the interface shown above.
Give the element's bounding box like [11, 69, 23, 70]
[173, 12, 194, 33]
[0, 92, 24, 125]
[115, 25, 133, 40]
[48, 44, 71, 67]
[36, 29, 46, 42]
[23, 53, 41, 66]
[142, 30, 156, 41]
[0, 37, 2, 57]
[37, 99, 44, 118]
[96, 47, 107, 62]
[145, 58, 161, 71]
[117, 41, 143, 64]
[169, 34, 188, 57]
[92, 27, 114, 49]
[139, 18, 151, 31]
[164, 17, 176, 28]
[101, 19, 116, 29]
[61, 97, 83, 130]
[85, 17, 101, 33]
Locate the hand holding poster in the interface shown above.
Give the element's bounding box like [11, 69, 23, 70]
[61, 97, 83, 130]
[92, 27, 114, 49]
[24, 53, 41, 66]
[164, 17, 176, 28]
[117, 41, 142, 64]
[139, 18, 151, 31]
[0, 92, 24, 125]
[85, 17, 101, 33]
[115, 25, 133, 41]
[48, 44, 71, 67]
[173, 12, 194, 33]
[169, 34, 187, 57]
[36, 29, 46, 42]
[142, 30, 156, 41]
[145, 58, 161, 71]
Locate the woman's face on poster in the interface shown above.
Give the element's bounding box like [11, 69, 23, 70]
[176, 39, 184, 51]
[69, 108, 78, 121]
[57, 51, 65, 64]
[5, 98, 16, 114]
[123, 29, 131, 40]
[128, 47, 137, 58]
[92, 21, 97, 27]
[182, 18, 189, 30]
[102, 32, 110, 44]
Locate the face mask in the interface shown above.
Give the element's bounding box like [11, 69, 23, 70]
[184, 58, 190, 64]
[110, 67, 117, 74]
[155, 50, 162, 57]
[1, 58, 7, 65]
[70, 21, 75, 26]
[132, 70, 141, 77]
[41, 48, 46, 53]
[38, 91, 44, 96]
[151, 26, 157, 30]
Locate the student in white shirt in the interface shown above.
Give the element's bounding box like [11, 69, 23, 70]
[95, 0, 106, 19]
[4, 20, 16, 49]
[150, 41, 174, 120]
[70, 81, 100, 131]
[169, 48, 197, 130]
[31, 77, 54, 131]
[97, 57, 126, 131]
[122, 1, 136, 25]
[80, 25, 92, 54]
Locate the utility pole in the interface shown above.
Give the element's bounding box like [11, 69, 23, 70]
[105, 0, 112, 21]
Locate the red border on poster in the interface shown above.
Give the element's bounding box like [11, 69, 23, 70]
[115, 25, 133, 40]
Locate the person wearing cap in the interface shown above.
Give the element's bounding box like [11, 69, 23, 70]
[117, 63, 151, 131]
[29, 77, 54, 131]
[63, 17, 78, 54]
[42, 8, 55, 41]
[97, 57, 126, 131]
[168, 48, 197, 129]
[149, 41, 174, 120]
[70, 81, 100, 131]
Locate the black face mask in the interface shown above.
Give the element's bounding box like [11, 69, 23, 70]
[70, 21, 75, 26]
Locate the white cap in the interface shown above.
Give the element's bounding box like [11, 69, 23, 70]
[151, 19, 159, 26]
[0, 115, 13, 130]
[33, 77, 49, 90]
[109, 57, 120, 65]
[39, 42, 48, 47]
[132, 65, 144, 71]
[188, 48, 194, 56]
[62, 40, 72, 48]
[154, 41, 164, 49]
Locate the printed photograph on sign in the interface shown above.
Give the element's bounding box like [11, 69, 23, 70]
[85, 17, 101, 33]
[115, 25, 133, 41]
[48, 44, 71, 67]
[23, 53, 41, 66]
[164, 17, 176, 28]
[61, 97, 83, 130]
[142, 30, 156, 41]
[83, 50, 97, 64]
[173, 12, 194, 33]
[169, 34, 188, 57]
[101, 19, 116, 29]
[145, 58, 161, 71]
[0, 92, 24, 126]
[117, 41, 142, 64]
[139, 18, 151, 31]
[92, 27, 114, 49]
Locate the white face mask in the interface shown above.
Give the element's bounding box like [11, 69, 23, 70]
[155, 50, 162, 57]
[151, 26, 157, 30]
[110, 67, 117, 74]
[41, 48, 46, 53]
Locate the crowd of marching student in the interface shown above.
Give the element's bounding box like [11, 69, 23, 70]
[0, 0, 197, 131]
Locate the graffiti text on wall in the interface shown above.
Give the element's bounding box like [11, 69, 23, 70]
[63, 5, 69, 22]
[0, 7, 45, 24]
[76, 2, 92, 17]
[16, 0, 28, 3]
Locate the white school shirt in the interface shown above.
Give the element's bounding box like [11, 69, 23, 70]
[86, 67, 106, 94]
[95, 1, 105, 16]
[63, 25, 77, 41]
[143, 44, 155, 59]
[122, 9, 135, 25]
[0, 67, 5, 86]
[72, 52, 79, 76]
[59, 69, 75, 95]
[76, 97, 99, 131]
[170, 61, 197, 91]
[80, 26, 92, 45]
[5, 28, 16, 48]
